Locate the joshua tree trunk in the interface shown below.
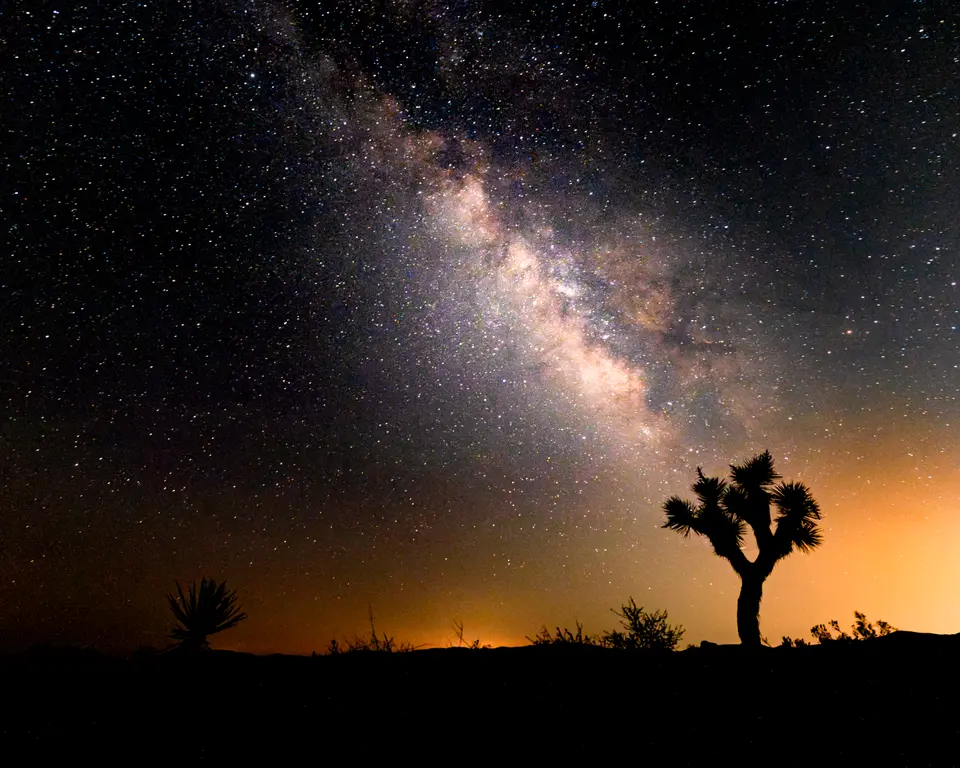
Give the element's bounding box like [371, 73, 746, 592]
[736, 573, 764, 646]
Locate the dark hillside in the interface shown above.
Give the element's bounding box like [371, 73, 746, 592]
[4, 633, 958, 762]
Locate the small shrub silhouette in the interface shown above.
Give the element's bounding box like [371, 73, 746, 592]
[780, 611, 897, 646]
[528, 621, 597, 646]
[452, 618, 491, 649]
[601, 597, 684, 651]
[528, 598, 683, 650]
[810, 611, 897, 643]
[328, 608, 417, 654]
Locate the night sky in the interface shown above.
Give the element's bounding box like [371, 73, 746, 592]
[3, 0, 958, 654]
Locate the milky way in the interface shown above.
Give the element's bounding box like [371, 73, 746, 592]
[3, 1, 958, 652]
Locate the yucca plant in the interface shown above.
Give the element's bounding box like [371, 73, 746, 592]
[663, 451, 823, 646]
[167, 578, 248, 653]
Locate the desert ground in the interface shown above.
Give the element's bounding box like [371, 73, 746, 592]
[5, 633, 958, 762]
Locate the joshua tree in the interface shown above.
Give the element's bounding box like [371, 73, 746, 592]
[663, 451, 822, 646]
[167, 578, 248, 653]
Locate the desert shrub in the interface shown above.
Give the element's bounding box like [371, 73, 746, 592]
[528, 598, 684, 651]
[601, 597, 684, 651]
[452, 619, 491, 649]
[781, 611, 897, 646]
[811, 611, 896, 643]
[527, 621, 598, 646]
[327, 609, 417, 654]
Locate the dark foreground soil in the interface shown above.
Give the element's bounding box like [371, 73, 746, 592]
[3, 632, 958, 763]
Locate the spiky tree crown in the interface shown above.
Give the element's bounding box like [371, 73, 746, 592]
[663, 451, 823, 563]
